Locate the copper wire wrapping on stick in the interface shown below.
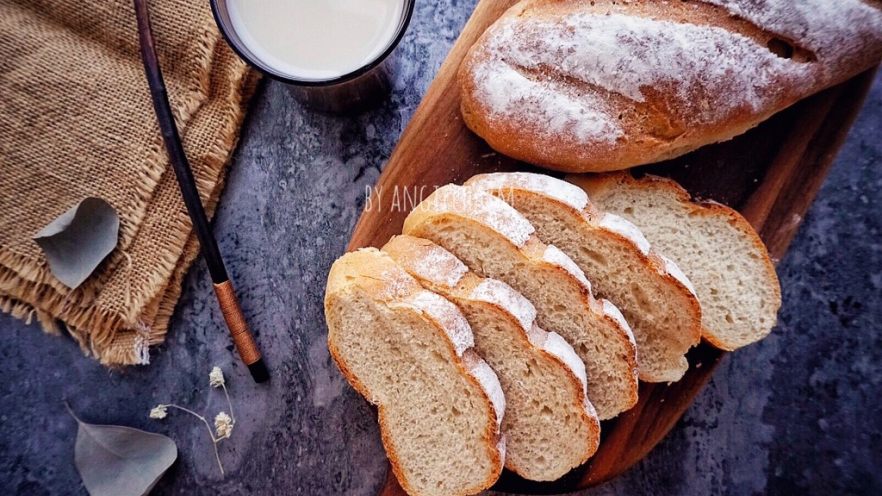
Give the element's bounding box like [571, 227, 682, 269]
[213, 281, 261, 365]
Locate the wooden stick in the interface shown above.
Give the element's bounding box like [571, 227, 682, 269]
[133, 0, 268, 383]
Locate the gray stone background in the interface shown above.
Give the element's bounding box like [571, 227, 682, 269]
[1, 1, 880, 495]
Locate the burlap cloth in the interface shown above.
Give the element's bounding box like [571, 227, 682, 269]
[0, 0, 260, 365]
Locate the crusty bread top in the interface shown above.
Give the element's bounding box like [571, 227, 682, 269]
[403, 184, 637, 346]
[325, 248, 507, 495]
[403, 185, 639, 418]
[326, 249, 508, 422]
[460, 349, 507, 430]
[701, 0, 882, 80]
[410, 182, 536, 247]
[571, 172, 782, 351]
[383, 234, 590, 391]
[382, 235, 600, 480]
[385, 234, 540, 339]
[467, 172, 699, 299]
[470, 278, 537, 339]
[459, 0, 882, 171]
[468, 172, 702, 381]
[467, 170, 591, 211]
[327, 249, 475, 356]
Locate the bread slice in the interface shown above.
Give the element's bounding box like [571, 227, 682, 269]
[571, 172, 782, 350]
[325, 248, 505, 496]
[467, 172, 702, 382]
[403, 184, 638, 420]
[382, 234, 600, 481]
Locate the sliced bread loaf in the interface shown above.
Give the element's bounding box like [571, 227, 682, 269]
[571, 172, 782, 350]
[383, 234, 600, 481]
[403, 185, 638, 420]
[325, 248, 505, 496]
[467, 172, 702, 382]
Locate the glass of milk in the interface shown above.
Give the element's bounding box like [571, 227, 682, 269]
[211, 0, 414, 113]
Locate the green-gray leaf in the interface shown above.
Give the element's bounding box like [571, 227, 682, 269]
[34, 197, 120, 289]
[68, 406, 177, 496]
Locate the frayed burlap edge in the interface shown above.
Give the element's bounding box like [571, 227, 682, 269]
[89, 65, 262, 366]
[0, 36, 261, 366]
[0, 14, 220, 295]
[0, 15, 221, 336]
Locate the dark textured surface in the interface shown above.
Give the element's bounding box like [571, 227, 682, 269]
[1, 1, 880, 494]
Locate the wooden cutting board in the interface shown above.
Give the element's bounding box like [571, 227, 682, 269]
[346, 1, 879, 493]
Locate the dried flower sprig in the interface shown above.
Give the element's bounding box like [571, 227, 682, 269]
[150, 366, 237, 476]
[210, 366, 235, 420]
[209, 366, 224, 387]
[214, 412, 233, 440]
[149, 405, 168, 419]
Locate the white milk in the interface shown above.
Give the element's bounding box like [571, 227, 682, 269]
[227, 0, 405, 81]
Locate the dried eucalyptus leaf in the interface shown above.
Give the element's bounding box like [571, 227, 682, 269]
[34, 197, 119, 288]
[69, 407, 177, 496]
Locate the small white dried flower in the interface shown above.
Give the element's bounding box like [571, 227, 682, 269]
[214, 411, 234, 439]
[209, 366, 225, 388]
[149, 404, 168, 419]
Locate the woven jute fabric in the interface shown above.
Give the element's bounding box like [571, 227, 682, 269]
[0, 0, 259, 365]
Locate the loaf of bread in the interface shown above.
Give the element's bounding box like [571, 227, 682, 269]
[403, 185, 638, 420]
[325, 249, 505, 496]
[571, 172, 781, 350]
[383, 235, 600, 481]
[467, 172, 702, 382]
[459, 0, 882, 172]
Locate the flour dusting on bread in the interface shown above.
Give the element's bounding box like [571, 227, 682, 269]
[403, 290, 474, 355]
[702, 0, 882, 76]
[410, 241, 470, 288]
[421, 185, 535, 247]
[540, 330, 589, 391]
[462, 349, 507, 427]
[601, 300, 636, 347]
[597, 213, 652, 255]
[543, 245, 592, 292]
[470, 11, 811, 134]
[382, 234, 602, 480]
[470, 278, 537, 333]
[470, 59, 623, 143]
[460, 0, 882, 171]
[469, 172, 590, 211]
[659, 254, 699, 298]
